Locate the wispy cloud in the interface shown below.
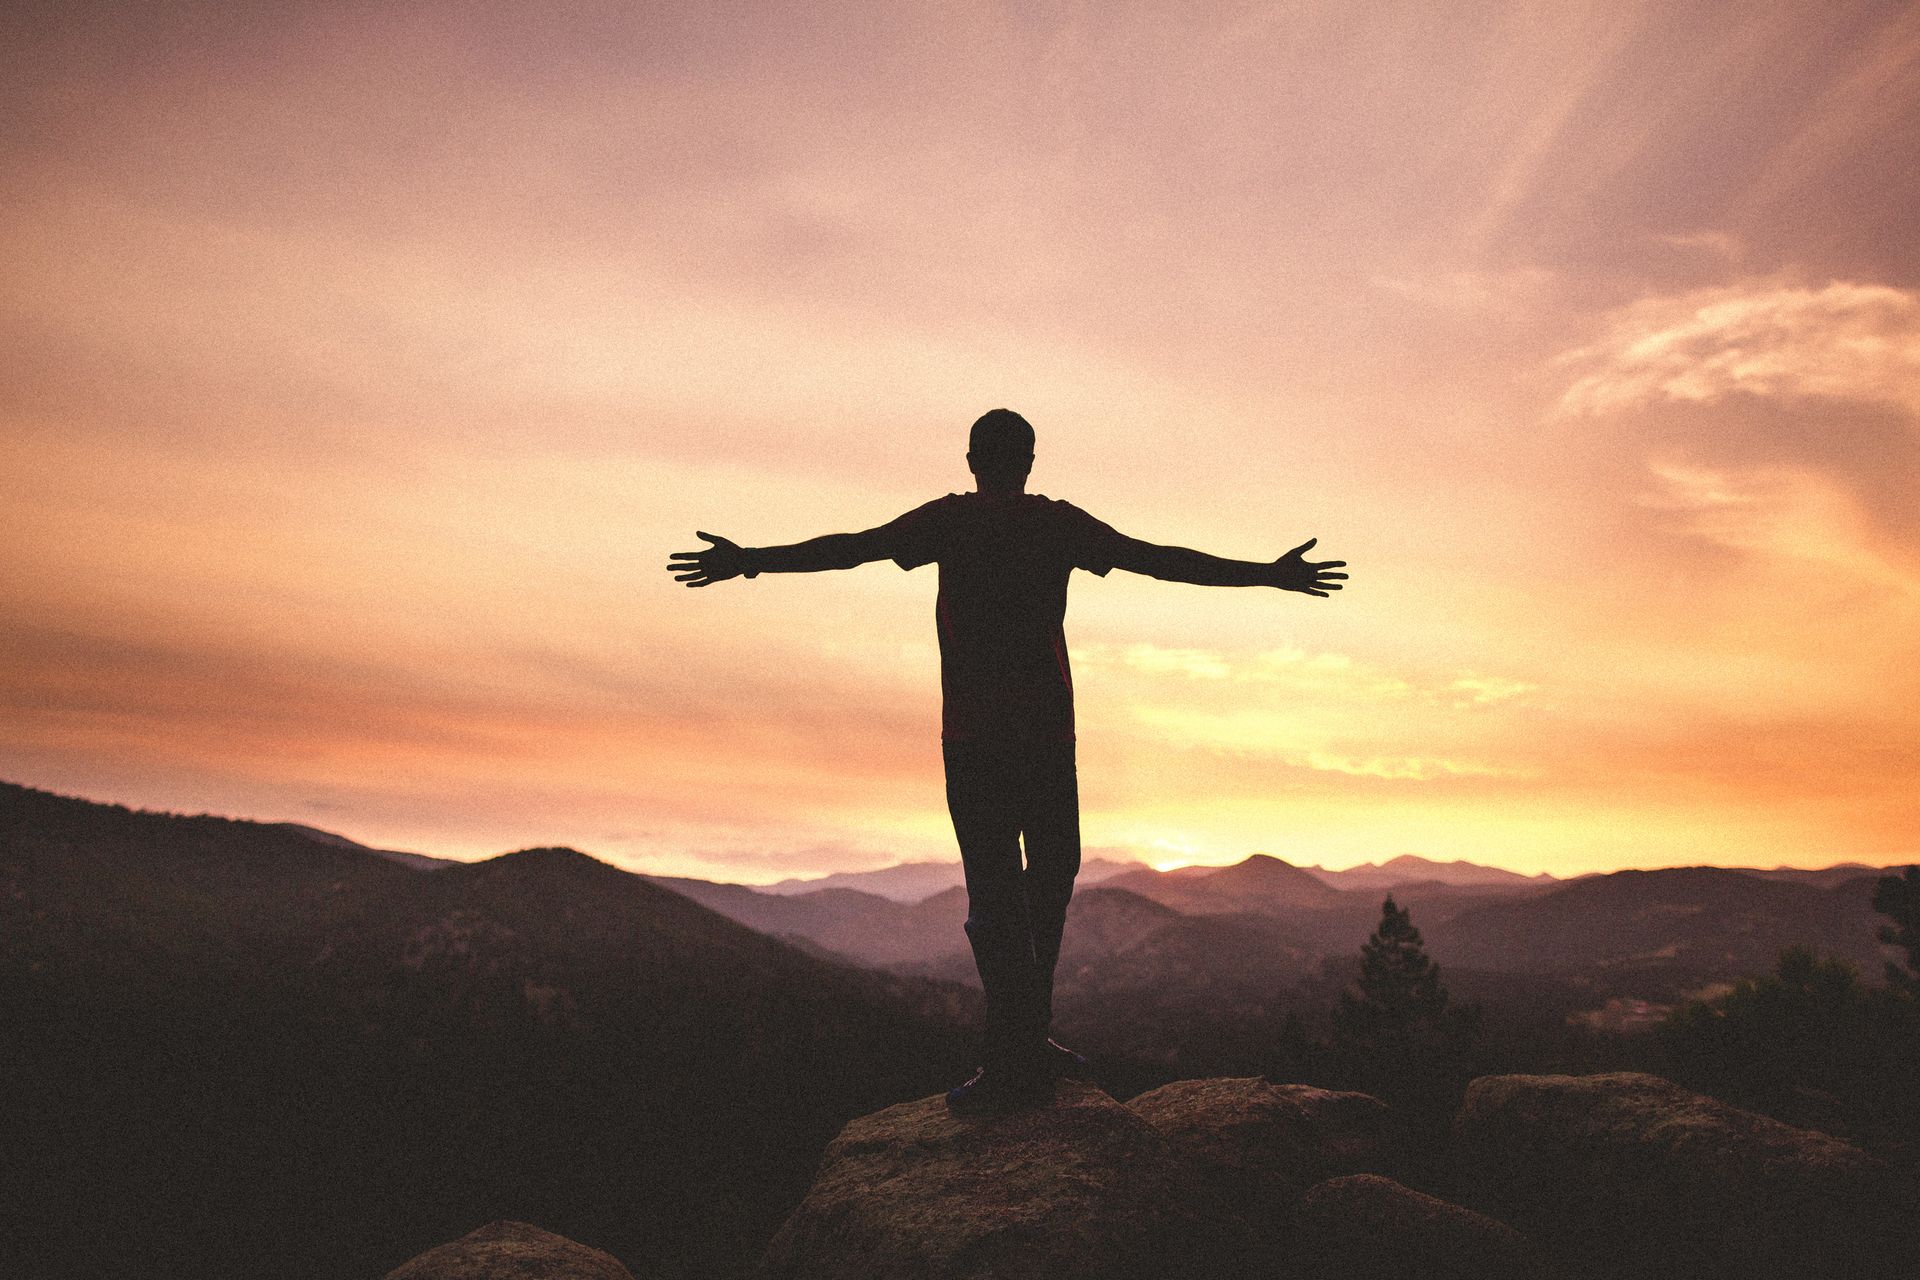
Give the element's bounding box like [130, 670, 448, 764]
[1638, 460, 1920, 594]
[1556, 279, 1920, 416]
[1126, 705, 1530, 781]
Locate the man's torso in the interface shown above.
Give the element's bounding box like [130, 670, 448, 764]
[882, 492, 1120, 742]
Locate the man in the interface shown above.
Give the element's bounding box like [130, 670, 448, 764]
[667, 409, 1347, 1113]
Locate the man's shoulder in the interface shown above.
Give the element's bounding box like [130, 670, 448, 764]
[1021, 492, 1080, 514]
[1029, 494, 1113, 527]
[888, 492, 966, 523]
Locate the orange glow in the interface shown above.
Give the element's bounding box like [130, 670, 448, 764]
[4, 3, 1918, 879]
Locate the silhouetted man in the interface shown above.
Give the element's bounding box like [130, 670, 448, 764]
[669, 409, 1347, 1113]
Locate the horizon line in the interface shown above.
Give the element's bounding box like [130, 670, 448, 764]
[6, 775, 1913, 887]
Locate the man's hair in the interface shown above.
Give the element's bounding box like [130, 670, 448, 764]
[968, 409, 1035, 472]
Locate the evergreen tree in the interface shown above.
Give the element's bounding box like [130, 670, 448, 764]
[1333, 895, 1448, 1051]
[1660, 946, 1877, 1110]
[1872, 865, 1920, 990]
[1330, 896, 1480, 1185]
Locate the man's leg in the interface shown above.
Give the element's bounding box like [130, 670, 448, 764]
[1016, 738, 1081, 1047]
[943, 740, 1045, 1078]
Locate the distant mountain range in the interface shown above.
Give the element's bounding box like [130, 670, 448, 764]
[648, 850, 1898, 994]
[1302, 852, 1556, 890]
[748, 850, 1550, 901]
[757, 856, 1144, 901]
[1424, 866, 1891, 990]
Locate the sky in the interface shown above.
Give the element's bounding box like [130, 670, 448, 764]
[3, 1, 1918, 881]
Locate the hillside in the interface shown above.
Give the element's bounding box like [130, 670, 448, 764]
[1306, 853, 1554, 892]
[1, 781, 977, 1280]
[1426, 867, 1890, 993]
[758, 855, 1144, 901]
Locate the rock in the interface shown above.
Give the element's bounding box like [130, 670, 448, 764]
[1291, 1174, 1533, 1280]
[384, 1220, 635, 1280]
[757, 1078, 1214, 1280]
[1453, 1072, 1897, 1279]
[1125, 1076, 1391, 1212]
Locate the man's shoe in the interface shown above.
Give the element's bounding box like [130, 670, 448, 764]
[946, 1065, 1054, 1116]
[1046, 1038, 1090, 1077]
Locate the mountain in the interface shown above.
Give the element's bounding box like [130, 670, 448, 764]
[758, 855, 1146, 901]
[1360, 878, 1562, 925]
[1424, 867, 1890, 994]
[271, 821, 455, 871]
[1734, 863, 1910, 890]
[644, 876, 915, 959]
[1, 780, 977, 1280]
[643, 876, 975, 969]
[1306, 854, 1554, 892]
[1104, 854, 1356, 915]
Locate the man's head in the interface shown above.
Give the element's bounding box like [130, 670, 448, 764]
[967, 409, 1034, 489]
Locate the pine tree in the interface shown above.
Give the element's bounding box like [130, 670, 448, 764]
[1333, 895, 1448, 1050]
[1872, 865, 1920, 991]
[1330, 896, 1479, 1183]
[1330, 895, 1480, 1108]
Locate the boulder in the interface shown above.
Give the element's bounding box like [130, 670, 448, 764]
[1291, 1174, 1533, 1280]
[1453, 1072, 1898, 1279]
[384, 1220, 635, 1280]
[757, 1078, 1215, 1280]
[1125, 1076, 1391, 1213]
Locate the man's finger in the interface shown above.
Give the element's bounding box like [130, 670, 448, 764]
[1319, 572, 1349, 580]
[1285, 538, 1317, 558]
[1306, 587, 1328, 597]
[668, 551, 703, 561]
[695, 530, 725, 544]
[1309, 559, 1346, 569]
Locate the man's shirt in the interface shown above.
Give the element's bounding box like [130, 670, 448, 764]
[877, 492, 1124, 743]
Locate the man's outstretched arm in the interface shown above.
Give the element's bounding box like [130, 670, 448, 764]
[1108, 535, 1348, 597]
[667, 528, 893, 587]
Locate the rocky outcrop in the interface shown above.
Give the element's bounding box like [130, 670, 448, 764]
[1290, 1174, 1533, 1280]
[1125, 1076, 1391, 1218]
[761, 1069, 1915, 1280]
[384, 1220, 635, 1280]
[1453, 1072, 1898, 1279]
[757, 1078, 1218, 1280]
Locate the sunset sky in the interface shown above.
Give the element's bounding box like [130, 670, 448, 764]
[4, 1, 1917, 881]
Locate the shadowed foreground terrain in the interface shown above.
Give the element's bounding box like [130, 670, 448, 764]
[1, 782, 975, 1278]
[6, 780, 1915, 1278]
[392, 1073, 1915, 1280]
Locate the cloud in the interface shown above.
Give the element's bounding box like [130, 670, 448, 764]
[1125, 704, 1529, 780]
[1552, 277, 1920, 592]
[1369, 267, 1558, 317]
[1118, 644, 1232, 680]
[1449, 675, 1537, 707]
[1097, 643, 1533, 708]
[1555, 279, 1920, 416]
[1638, 460, 1920, 594]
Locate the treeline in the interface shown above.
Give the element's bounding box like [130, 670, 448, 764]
[1233, 867, 1920, 1191]
[1658, 867, 1920, 1158]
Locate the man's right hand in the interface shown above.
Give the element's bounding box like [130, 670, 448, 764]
[1270, 539, 1347, 597]
[667, 531, 754, 587]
